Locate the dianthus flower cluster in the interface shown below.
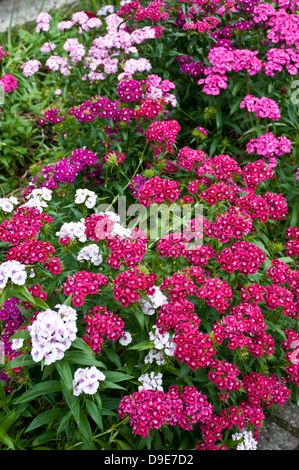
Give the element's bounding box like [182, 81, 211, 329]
[243, 372, 290, 407]
[85, 211, 131, 241]
[196, 278, 233, 314]
[177, 146, 206, 171]
[141, 286, 168, 315]
[106, 235, 147, 269]
[0, 45, 9, 62]
[208, 359, 242, 392]
[113, 268, 157, 307]
[63, 271, 109, 306]
[0, 74, 18, 94]
[242, 159, 274, 190]
[21, 284, 47, 311]
[234, 194, 270, 222]
[118, 385, 213, 437]
[39, 109, 65, 126]
[45, 56, 71, 76]
[144, 120, 181, 155]
[264, 47, 299, 76]
[207, 207, 254, 243]
[5, 238, 62, 275]
[199, 183, 240, 205]
[160, 273, 197, 301]
[232, 428, 258, 450]
[137, 176, 180, 207]
[148, 325, 176, 359]
[156, 300, 216, 369]
[217, 241, 266, 275]
[138, 372, 163, 392]
[263, 192, 288, 221]
[83, 306, 125, 354]
[213, 302, 274, 357]
[35, 12, 52, 33]
[28, 304, 77, 365]
[56, 219, 87, 244]
[116, 79, 143, 102]
[281, 329, 299, 386]
[263, 285, 297, 318]
[0, 196, 19, 213]
[285, 227, 299, 258]
[240, 95, 281, 121]
[77, 244, 103, 265]
[73, 366, 106, 396]
[267, 259, 291, 285]
[174, 55, 206, 77]
[246, 133, 291, 160]
[195, 154, 243, 182]
[20, 59, 42, 77]
[0, 207, 52, 245]
[75, 189, 97, 208]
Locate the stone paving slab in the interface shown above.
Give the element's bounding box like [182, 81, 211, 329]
[257, 416, 299, 450]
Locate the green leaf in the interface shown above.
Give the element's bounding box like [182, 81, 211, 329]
[86, 400, 103, 431]
[55, 358, 73, 393]
[14, 381, 61, 404]
[128, 340, 154, 351]
[104, 371, 134, 382]
[0, 428, 15, 449]
[26, 408, 65, 432]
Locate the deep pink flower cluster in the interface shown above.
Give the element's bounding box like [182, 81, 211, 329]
[39, 109, 65, 126]
[70, 96, 132, 124]
[156, 300, 216, 369]
[0, 74, 18, 93]
[106, 235, 147, 269]
[196, 278, 232, 314]
[213, 302, 274, 357]
[246, 133, 291, 159]
[240, 283, 267, 303]
[267, 259, 291, 285]
[242, 159, 274, 191]
[282, 329, 299, 386]
[118, 385, 213, 438]
[144, 120, 181, 155]
[0, 207, 53, 245]
[240, 95, 281, 121]
[0, 45, 9, 61]
[217, 241, 266, 275]
[174, 55, 205, 77]
[263, 285, 297, 318]
[63, 271, 109, 306]
[177, 146, 206, 171]
[234, 194, 270, 222]
[197, 401, 264, 450]
[0, 298, 25, 356]
[84, 213, 114, 241]
[263, 192, 288, 221]
[52, 148, 98, 184]
[267, 8, 299, 48]
[83, 305, 125, 354]
[243, 372, 290, 407]
[206, 207, 254, 243]
[116, 79, 143, 103]
[208, 359, 242, 392]
[199, 183, 240, 205]
[285, 227, 299, 258]
[137, 176, 180, 207]
[113, 268, 157, 307]
[131, 97, 163, 119]
[195, 154, 243, 182]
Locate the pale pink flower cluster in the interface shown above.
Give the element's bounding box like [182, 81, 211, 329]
[35, 12, 51, 33]
[267, 9, 299, 49]
[264, 48, 299, 76]
[20, 59, 42, 77]
[240, 95, 281, 121]
[63, 38, 86, 64]
[45, 56, 71, 76]
[40, 42, 56, 53]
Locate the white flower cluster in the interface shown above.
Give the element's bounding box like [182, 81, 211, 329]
[97, 4, 114, 15]
[10, 338, 24, 350]
[138, 372, 163, 392]
[56, 219, 87, 242]
[73, 366, 106, 396]
[145, 326, 176, 365]
[75, 189, 97, 209]
[232, 429, 258, 450]
[28, 304, 78, 365]
[0, 260, 27, 289]
[23, 187, 52, 212]
[141, 286, 168, 316]
[119, 331, 132, 346]
[77, 244, 103, 266]
[0, 196, 19, 213]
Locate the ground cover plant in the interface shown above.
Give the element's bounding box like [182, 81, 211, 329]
[0, 0, 299, 451]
